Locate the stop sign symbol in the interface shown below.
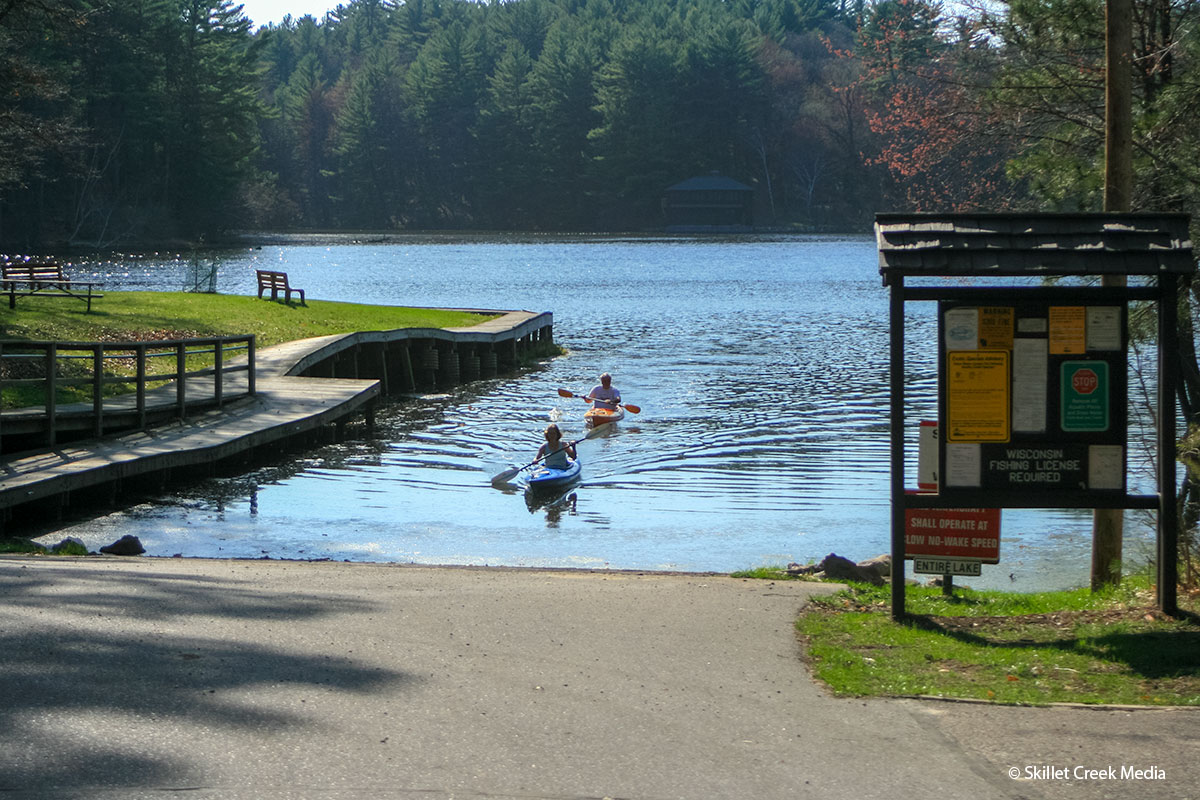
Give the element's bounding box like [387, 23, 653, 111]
[1072, 368, 1099, 394]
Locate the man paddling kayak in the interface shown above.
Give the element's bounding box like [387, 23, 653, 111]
[587, 373, 621, 411]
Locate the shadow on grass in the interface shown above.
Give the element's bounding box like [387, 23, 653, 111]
[0, 562, 414, 794]
[906, 613, 1200, 680]
[1173, 608, 1200, 625]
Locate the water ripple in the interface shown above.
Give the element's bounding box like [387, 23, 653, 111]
[39, 235, 1159, 591]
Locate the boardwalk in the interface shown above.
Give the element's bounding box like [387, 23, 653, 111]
[0, 309, 550, 525]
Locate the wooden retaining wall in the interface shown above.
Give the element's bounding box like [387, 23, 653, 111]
[266, 309, 555, 395]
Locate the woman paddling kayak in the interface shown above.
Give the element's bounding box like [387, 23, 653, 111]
[536, 424, 577, 469]
[526, 424, 581, 490]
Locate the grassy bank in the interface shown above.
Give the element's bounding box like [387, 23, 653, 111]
[783, 577, 1199, 706]
[0, 293, 509, 407]
[0, 292, 499, 348]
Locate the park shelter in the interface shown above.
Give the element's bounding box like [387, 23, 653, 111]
[876, 212, 1194, 618]
[662, 173, 754, 232]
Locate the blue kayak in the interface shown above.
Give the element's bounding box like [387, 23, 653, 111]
[525, 458, 582, 490]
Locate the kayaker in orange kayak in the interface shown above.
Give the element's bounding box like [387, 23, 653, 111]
[587, 373, 621, 411]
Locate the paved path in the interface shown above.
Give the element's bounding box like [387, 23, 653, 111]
[0, 558, 1195, 799]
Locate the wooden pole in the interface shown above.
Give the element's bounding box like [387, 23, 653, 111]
[1093, 0, 1134, 590]
[890, 276, 908, 619]
[1159, 277, 1180, 614]
[1104, 0, 1133, 213]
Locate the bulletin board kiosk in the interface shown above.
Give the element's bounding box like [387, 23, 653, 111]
[877, 213, 1194, 619]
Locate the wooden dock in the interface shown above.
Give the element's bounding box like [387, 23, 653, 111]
[0, 309, 552, 529]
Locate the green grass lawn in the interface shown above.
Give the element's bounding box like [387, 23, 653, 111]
[791, 578, 1200, 706]
[0, 292, 498, 348]
[0, 293, 503, 407]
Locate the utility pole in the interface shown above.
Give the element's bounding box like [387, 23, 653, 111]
[1096, 0, 1134, 589]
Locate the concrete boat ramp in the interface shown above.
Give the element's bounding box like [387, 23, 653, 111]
[0, 309, 552, 531]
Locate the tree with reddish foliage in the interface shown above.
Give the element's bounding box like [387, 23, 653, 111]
[865, 70, 1013, 211]
[856, 0, 1015, 211]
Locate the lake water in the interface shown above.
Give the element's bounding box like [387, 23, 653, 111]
[44, 234, 1160, 590]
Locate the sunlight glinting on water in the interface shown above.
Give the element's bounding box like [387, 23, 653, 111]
[31, 234, 1161, 590]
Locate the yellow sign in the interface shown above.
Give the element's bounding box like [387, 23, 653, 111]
[1048, 306, 1086, 354]
[947, 351, 1010, 442]
[978, 307, 1014, 350]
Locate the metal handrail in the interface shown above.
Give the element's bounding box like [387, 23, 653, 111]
[0, 334, 256, 451]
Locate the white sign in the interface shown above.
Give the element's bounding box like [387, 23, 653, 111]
[913, 558, 983, 576]
[1086, 306, 1122, 350]
[944, 308, 979, 351]
[944, 442, 982, 487]
[1018, 317, 1048, 334]
[1088, 445, 1125, 490]
[918, 420, 939, 490]
[1012, 337, 1048, 433]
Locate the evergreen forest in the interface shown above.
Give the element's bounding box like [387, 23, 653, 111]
[1, 0, 1198, 248]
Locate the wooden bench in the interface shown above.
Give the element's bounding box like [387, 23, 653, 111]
[2, 262, 103, 312]
[256, 270, 306, 305]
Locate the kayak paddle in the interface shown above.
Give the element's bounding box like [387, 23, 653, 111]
[556, 388, 640, 414]
[490, 424, 608, 485]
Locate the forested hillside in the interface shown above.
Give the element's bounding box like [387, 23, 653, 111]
[0, 0, 1197, 247]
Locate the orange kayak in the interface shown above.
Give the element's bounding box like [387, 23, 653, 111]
[585, 405, 625, 427]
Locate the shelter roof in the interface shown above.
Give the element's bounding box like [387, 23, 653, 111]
[876, 212, 1194, 285]
[666, 174, 753, 193]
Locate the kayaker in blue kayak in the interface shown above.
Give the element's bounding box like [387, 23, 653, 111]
[587, 373, 621, 411]
[537, 424, 577, 468]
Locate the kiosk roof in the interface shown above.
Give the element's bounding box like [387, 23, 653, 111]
[876, 212, 1194, 284]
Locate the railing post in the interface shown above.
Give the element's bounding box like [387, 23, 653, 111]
[92, 345, 103, 438]
[177, 342, 187, 419]
[248, 335, 256, 396]
[0, 341, 5, 456]
[214, 338, 224, 407]
[45, 343, 57, 447]
[136, 344, 147, 429]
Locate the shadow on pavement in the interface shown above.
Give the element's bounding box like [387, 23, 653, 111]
[0, 563, 413, 794]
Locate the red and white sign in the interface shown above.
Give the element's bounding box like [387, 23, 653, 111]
[1072, 368, 1099, 394]
[909, 420, 1001, 563]
[904, 504, 1001, 563]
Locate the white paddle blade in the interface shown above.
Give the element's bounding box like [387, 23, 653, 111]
[491, 466, 521, 484]
[583, 424, 611, 440]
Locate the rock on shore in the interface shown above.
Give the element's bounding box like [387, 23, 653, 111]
[99, 535, 145, 556]
[786, 553, 890, 585]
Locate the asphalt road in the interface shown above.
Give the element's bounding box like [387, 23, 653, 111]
[0, 557, 1195, 799]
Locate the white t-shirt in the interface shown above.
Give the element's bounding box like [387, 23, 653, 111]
[589, 384, 621, 410]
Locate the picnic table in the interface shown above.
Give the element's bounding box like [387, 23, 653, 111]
[2, 262, 104, 312]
